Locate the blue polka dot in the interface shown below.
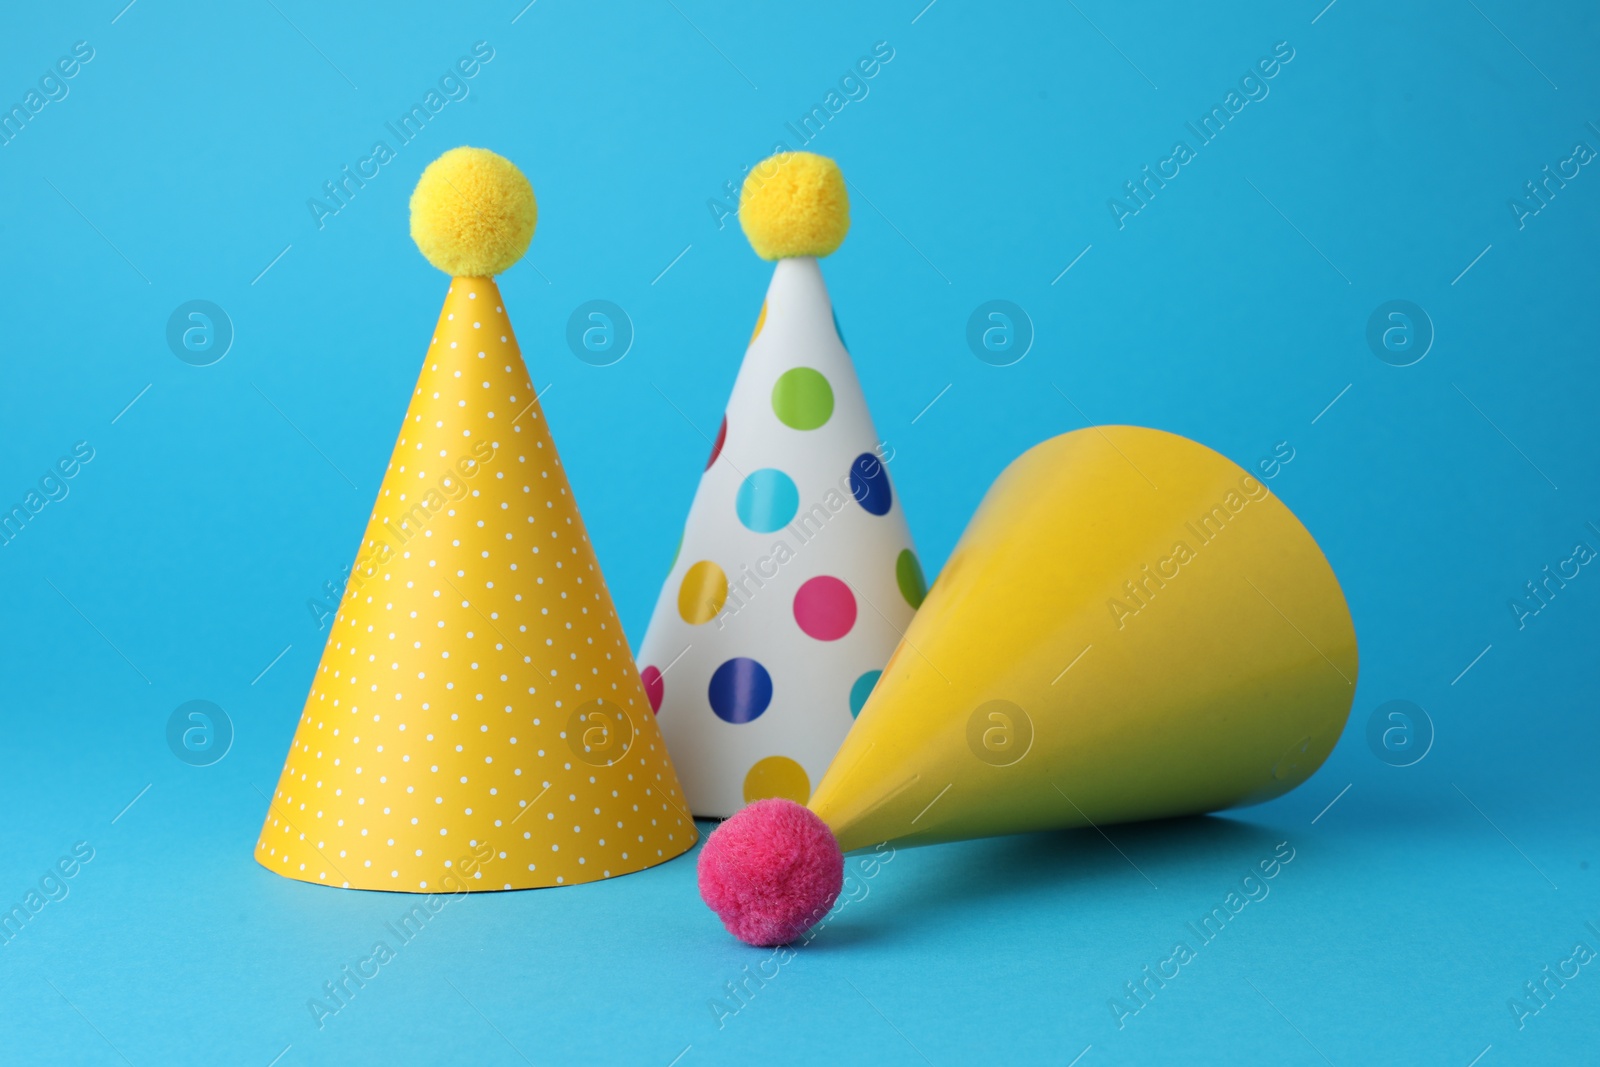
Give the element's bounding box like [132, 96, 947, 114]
[708, 658, 773, 724]
[832, 307, 848, 351]
[735, 468, 800, 533]
[849, 453, 892, 516]
[849, 670, 881, 718]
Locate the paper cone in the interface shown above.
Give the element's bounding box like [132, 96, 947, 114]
[808, 426, 1358, 854]
[257, 181, 697, 890]
[636, 252, 921, 818]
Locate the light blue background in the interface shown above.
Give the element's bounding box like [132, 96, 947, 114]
[1, 1, 1596, 1064]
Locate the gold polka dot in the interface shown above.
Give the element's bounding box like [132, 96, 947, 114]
[677, 561, 728, 625]
[743, 756, 810, 806]
[749, 300, 767, 345]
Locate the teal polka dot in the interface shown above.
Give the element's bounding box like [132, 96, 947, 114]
[849, 670, 882, 718]
[736, 469, 799, 533]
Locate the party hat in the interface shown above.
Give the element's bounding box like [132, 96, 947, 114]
[635, 152, 924, 818]
[697, 426, 1359, 944]
[257, 147, 696, 892]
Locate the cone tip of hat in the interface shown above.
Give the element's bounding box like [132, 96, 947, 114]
[739, 152, 850, 261]
[698, 798, 842, 946]
[410, 146, 537, 277]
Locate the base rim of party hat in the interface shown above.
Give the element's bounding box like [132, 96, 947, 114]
[254, 830, 698, 894]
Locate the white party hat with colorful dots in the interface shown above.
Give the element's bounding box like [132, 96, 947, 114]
[636, 152, 926, 818]
[256, 147, 696, 892]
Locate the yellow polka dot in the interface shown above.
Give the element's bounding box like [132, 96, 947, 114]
[743, 756, 810, 805]
[677, 560, 728, 624]
[749, 301, 767, 346]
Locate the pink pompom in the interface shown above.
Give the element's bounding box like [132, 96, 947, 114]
[698, 798, 844, 946]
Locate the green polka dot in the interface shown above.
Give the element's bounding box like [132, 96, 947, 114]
[896, 549, 926, 609]
[771, 368, 834, 430]
[669, 533, 682, 572]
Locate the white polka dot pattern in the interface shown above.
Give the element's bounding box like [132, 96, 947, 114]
[256, 277, 696, 892]
[634, 257, 921, 819]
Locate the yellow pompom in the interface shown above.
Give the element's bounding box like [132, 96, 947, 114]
[409, 147, 537, 277]
[739, 152, 849, 260]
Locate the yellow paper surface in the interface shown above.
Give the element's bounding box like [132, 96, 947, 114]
[811, 426, 1359, 854]
[257, 278, 696, 891]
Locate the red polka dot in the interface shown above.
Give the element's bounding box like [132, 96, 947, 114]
[793, 576, 856, 641]
[641, 666, 663, 712]
[705, 415, 728, 470]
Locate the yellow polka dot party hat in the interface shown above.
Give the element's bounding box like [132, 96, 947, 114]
[635, 152, 925, 818]
[256, 147, 696, 892]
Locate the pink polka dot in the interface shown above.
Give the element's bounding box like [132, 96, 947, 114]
[793, 576, 856, 641]
[641, 666, 663, 713]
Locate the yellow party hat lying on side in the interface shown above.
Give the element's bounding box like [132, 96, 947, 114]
[257, 147, 696, 892]
[697, 426, 1358, 944]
